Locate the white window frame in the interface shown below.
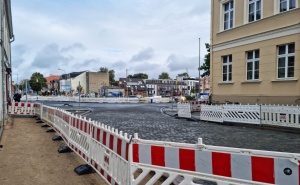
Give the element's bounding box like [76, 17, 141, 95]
[248, 0, 262, 22]
[275, 0, 298, 13]
[277, 43, 295, 79]
[222, 55, 232, 82]
[220, 0, 235, 31]
[246, 50, 260, 80]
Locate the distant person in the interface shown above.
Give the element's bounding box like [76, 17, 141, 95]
[13, 92, 21, 102]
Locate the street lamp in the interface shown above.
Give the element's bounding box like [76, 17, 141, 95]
[58, 68, 68, 94]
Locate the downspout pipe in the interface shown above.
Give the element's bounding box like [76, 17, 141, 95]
[0, 0, 5, 136]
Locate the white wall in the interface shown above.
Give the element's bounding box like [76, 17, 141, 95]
[71, 72, 87, 93]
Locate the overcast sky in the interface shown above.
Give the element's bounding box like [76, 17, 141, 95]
[11, 0, 211, 83]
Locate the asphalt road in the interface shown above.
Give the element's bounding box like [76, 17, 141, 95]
[40, 101, 300, 153]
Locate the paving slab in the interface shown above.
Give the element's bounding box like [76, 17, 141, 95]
[0, 117, 107, 185]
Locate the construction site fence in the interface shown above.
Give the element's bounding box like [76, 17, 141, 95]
[7, 102, 300, 185]
[176, 103, 300, 129]
[20, 96, 170, 103]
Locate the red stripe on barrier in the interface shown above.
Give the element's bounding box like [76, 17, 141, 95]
[251, 156, 274, 184]
[103, 131, 107, 146]
[97, 128, 101, 141]
[151, 146, 165, 167]
[117, 138, 122, 156]
[107, 175, 111, 183]
[212, 152, 231, 177]
[100, 168, 104, 176]
[21, 103, 25, 107]
[179, 149, 195, 171]
[109, 135, 114, 150]
[126, 143, 129, 161]
[133, 144, 139, 162]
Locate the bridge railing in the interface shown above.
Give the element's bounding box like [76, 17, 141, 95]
[7, 103, 300, 185]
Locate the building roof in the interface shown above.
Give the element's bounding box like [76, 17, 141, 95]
[46, 75, 60, 83]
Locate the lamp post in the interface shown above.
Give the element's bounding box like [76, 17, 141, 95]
[58, 68, 68, 94]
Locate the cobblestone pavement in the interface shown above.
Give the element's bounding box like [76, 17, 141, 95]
[42, 101, 300, 153]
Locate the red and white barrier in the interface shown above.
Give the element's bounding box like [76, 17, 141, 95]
[190, 101, 202, 112]
[8, 102, 36, 115]
[131, 135, 300, 185]
[90, 122, 131, 185]
[8, 103, 300, 185]
[68, 115, 92, 163]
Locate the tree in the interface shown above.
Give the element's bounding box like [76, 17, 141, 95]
[127, 73, 148, 79]
[99, 67, 108, 73]
[177, 72, 189, 77]
[158, 72, 171, 79]
[109, 70, 115, 83]
[28, 72, 47, 92]
[199, 43, 210, 77]
[77, 84, 83, 93]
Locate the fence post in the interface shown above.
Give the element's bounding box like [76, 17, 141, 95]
[260, 104, 262, 125]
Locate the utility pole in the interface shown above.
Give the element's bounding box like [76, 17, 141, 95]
[198, 38, 201, 95]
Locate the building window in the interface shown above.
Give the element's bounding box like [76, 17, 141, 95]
[277, 43, 295, 79]
[248, 0, 261, 22]
[279, 0, 296, 12]
[223, 1, 234, 30]
[247, 50, 259, 80]
[222, 55, 232, 82]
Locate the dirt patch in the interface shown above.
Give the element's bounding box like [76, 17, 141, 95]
[0, 117, 107, 185]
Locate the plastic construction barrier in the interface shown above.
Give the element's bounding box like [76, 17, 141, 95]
[177, 102, 191, 118]
[131, 135, 300, 185]
[190, 101, 201, 112]
[90, 122, 131, 185]
[8, 102, 36, 115]
[31, 104, 300, 185]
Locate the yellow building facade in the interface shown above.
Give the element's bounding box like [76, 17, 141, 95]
[211, 0, 300, 104]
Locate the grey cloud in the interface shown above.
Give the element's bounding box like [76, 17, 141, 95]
[112, 60, 127, 69]
[129, 47, 154, 62]
[12, 44, 28, 68]
[61, 43, 86, 52]
[167, 54, 198, 72]
[32, 43, 71, 68]
[132, 62, 158, 72]
[73, 58, 101, 69]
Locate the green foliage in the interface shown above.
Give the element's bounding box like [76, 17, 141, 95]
[191, 87, 195, 93]
[99, 67, 108, 73]
[127, 73, 148, 79]
[185, 95, 195, 101]
[77, 84, 83, 93]
[199, 43, 210, 77]
[178, 72, 189, 77]
[29, 72, 47, 92]
[109, 70, 115, 83]
[158, 72, 171, 79]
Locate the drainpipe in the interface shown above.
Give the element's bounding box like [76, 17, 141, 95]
[9, 34, 14, 102]
[1, 0, 5, 128]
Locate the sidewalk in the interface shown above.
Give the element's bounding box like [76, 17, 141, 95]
[0, 116, 107, 185]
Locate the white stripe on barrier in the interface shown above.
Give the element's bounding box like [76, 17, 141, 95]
[27, 103, 300, 185]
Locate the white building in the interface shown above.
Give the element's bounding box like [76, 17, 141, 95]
[1, 0, 14, 137]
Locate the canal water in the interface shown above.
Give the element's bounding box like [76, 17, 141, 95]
[44, 102, 300, 153]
